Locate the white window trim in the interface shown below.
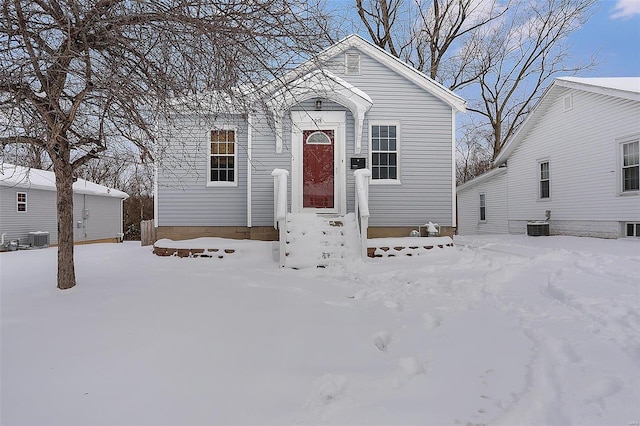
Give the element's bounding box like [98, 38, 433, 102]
[369, 120, 401, 185]
[562, 94, 573, 112]
[625, 222, 640, 237]
[17, 191, 27, 213]
[479, 193, 486, 222]
[617, 135, 640, 195]
[345, 53, 361, 75]
[537, 158, 551, 201]
[207, 126, 238, 187]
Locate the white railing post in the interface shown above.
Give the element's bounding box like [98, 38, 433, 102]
[271, 169, 289, 267]
[354, 169, 371, 260]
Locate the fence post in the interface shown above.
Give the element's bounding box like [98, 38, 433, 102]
[141, 219, 157, 246]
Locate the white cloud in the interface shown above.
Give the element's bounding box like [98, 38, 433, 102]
[611, 0, 640, 19]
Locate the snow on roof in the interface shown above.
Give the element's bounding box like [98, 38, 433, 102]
[0, 163, 129, 199]
[558, 77, 640, 95]
[556, 77, 640, 101]
[456, 166, 507, 192]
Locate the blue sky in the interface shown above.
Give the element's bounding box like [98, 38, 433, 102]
[334, 0, 640, 77]
[571, 0, 640, 77]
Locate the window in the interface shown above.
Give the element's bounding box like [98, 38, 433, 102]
[209, 129, 236, 185]
[626, 223, 640, 237]
[17, 192, 27, 212]
[539, 161, 550, 199]
[479, 193, 486, 221]
[622, 140, 639, 192]
[345, 53, 361, 75]
[563, 94, 573, 112]
[370, 123, 399, 181]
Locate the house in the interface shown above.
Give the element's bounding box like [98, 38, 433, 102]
[154, 34, 466, 247]
[0, 163, 129, 247]
[457, 77, 640, 238]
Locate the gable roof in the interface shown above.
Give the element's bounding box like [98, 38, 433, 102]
[0, 163, 129, 199]
[261, 34, 466, 113]
[456, 166, 507, 192]
[494, 77, 640, 165]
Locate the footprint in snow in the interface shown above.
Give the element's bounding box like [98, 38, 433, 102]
[373, 331, 392, 351]
[423, 313, 442, 329]
[392, 356, 425, 388]
[384, 300, 403, 312]
[309, 374, 348, 406]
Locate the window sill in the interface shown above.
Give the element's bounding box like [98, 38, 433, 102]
[206, 182, 238, 188]
[370, 179, 401, 186]
[617, 191, 639, 196]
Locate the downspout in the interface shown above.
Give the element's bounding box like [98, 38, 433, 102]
[83, 194, 87, 240]
[451, 110, 457, 229]
[120, 197, 125, 241]
[246, 113, 253, 228]
[154, 148, 159, 228]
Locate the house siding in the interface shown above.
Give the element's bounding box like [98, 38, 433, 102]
[0, 187, 123, 245]
[0, 187, 57, 245]
[457, 170, 508, 235]
[333, 47, 455, 228]
[156, 43, 459, 234]
[156, 115, 248, 227]
[506, 88, 640, 236]
[73, 193, 123, 243]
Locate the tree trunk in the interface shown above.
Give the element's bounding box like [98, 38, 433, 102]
[54, 161, 77, 290]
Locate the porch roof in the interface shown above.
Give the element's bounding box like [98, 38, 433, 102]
[268, 69, 373, 154]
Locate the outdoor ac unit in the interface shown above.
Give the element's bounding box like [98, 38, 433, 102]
[527, 222, 549, 237]
[28, 231, 50, 248]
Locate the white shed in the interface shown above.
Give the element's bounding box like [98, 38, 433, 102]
[0, 163, 129, 246]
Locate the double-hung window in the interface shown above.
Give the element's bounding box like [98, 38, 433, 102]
[622, 140, 639, 192]
[539, 161, 550, 199]
[370, 123, 399, 182]
[17, 192, 27, 212]
[479, 193, 486, 221]
[209, 129, 237, 186]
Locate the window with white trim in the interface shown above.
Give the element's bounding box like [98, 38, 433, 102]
[539, 161, 550, 199]
[345, 53, 361, 75]
[479, 193, 486, 221]
[626, 223, 640, 237]
[622, 140, 639, 192]
[370, 123, 399, 181]
[208, 129, 237, 185]
[17, 192, 27, 212]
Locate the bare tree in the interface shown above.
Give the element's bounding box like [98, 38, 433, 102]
[1, 0, 331, 290]
[456, 121, 493, 184]
[355, 0, 597, 164]
[355, 0, 507, 89]
[468, 0, 598, 158]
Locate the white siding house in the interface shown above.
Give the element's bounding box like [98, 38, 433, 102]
[457, 77, 640, 238]
[0, 164, 129, 246]
[155, 34, 466, 241]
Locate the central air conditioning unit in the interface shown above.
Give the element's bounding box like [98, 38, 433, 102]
[28, 231, 50, 248]
[527, 222, 549, 237]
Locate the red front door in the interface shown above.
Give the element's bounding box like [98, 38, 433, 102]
[303, 130, 334, 208]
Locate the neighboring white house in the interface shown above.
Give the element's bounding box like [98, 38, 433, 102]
[0, 163, 129, 246]
[155, 34, 466, 241]
[458, 77, 640, 238]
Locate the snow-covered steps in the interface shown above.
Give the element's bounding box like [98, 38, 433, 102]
[284, 213, 360, 269]
[367, 236, 454, 258]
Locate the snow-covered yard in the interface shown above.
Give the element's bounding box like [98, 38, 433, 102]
[1, 235, 639, 425]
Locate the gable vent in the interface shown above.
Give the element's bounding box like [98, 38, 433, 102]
[345, 53, 361, 75]
[563, 94, 573, 112]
